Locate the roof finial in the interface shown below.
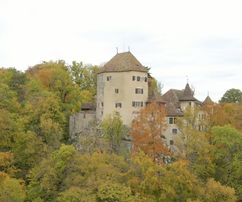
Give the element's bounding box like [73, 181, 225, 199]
[208, 91, 209, 96]
[116, 47, 118, 54]
[186, 75, 189, 83]
[128, 46, 130, 52]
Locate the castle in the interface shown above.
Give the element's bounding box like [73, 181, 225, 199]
[69, 51, 212, 146]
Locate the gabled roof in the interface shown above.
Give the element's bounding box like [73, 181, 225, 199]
[98, 51, 147, 74]
[147, 89, 166, 103]
[179, 83, 197, 101]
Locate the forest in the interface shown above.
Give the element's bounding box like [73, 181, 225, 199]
[1, 61, 242, 202]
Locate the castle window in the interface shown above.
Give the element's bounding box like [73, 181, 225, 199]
[172, 129, 177, 134]
[135, 88, 143, 94]
[107, 76, 111, 81]
[132, 76, 136, 81]
[169, 117, 177, 124]
[170, 140, 174, 145]
[137, 76, 140, 81]
[132, 101, 143, 107]
[145, 77, 147, 82]
[101, 102, 104, 107]
[115, 103, 122, 108]
[115, 88, 119, 93]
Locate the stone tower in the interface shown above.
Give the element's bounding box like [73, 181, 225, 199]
[96, 51, 148, 125]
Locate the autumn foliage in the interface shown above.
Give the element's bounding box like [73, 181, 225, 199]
[130, 101, 172, 165]
[0, 65, 241, 201]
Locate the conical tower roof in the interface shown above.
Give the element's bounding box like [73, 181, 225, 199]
[179, 83, 197, 101]
[203, 95, 213, 103]
[98, 51, 147, 74]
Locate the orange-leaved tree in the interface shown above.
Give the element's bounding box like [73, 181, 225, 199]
[130, 101, 171, 165]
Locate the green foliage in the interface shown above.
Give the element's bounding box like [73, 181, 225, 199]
[211, 125, 242, 200]
[221, 88, 242, 103]
[149, 77, 162, 96]
[27, 145, 131, 202]
[0, 176, 26, 202]
[12, 131, 48, 175]
[70, 61, 100, 98]
[176, 105, 215, 180]
[101, 112, 124, 154]
[1, 62, 242, 201]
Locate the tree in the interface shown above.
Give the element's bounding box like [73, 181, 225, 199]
[199, 178, 237, 202]
[100, 112, 124, 154]
[130, 101, 170, 165]
[163, 159, 200, 201]
[0, 175, 26, 202]
[27, 144, 78, 201]
[211, 125, 242, 200]
[69, 61, 100, 98]
[221, 88, 242, 103]
[128, 151, 167, 201]
[27, 145, 132, 202]
[176, 105, 215, 180]
[12, 131, 48, 184]
[149, 77, 162, 96]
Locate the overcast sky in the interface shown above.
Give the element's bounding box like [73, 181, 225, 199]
[1, 0, 242, 102]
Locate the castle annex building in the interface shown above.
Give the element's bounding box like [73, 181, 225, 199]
[69, 51, 212, 146]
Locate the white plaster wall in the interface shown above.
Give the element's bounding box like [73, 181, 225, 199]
[96, 71, 148, 125]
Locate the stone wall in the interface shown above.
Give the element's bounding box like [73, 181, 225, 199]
[69, 110, 96, 139]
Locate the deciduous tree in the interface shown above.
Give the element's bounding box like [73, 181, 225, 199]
[130, 101, 170, 165]
[221, 88, 242, 103]
[211, 125, 242, 200]
[100, 112, 124, 154]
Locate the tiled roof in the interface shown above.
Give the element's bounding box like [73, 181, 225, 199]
[161, 89, 181, 108]
[165, 101, 184, 117]
[147, 89, 166, 103]
[97, 51, 147, 74]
